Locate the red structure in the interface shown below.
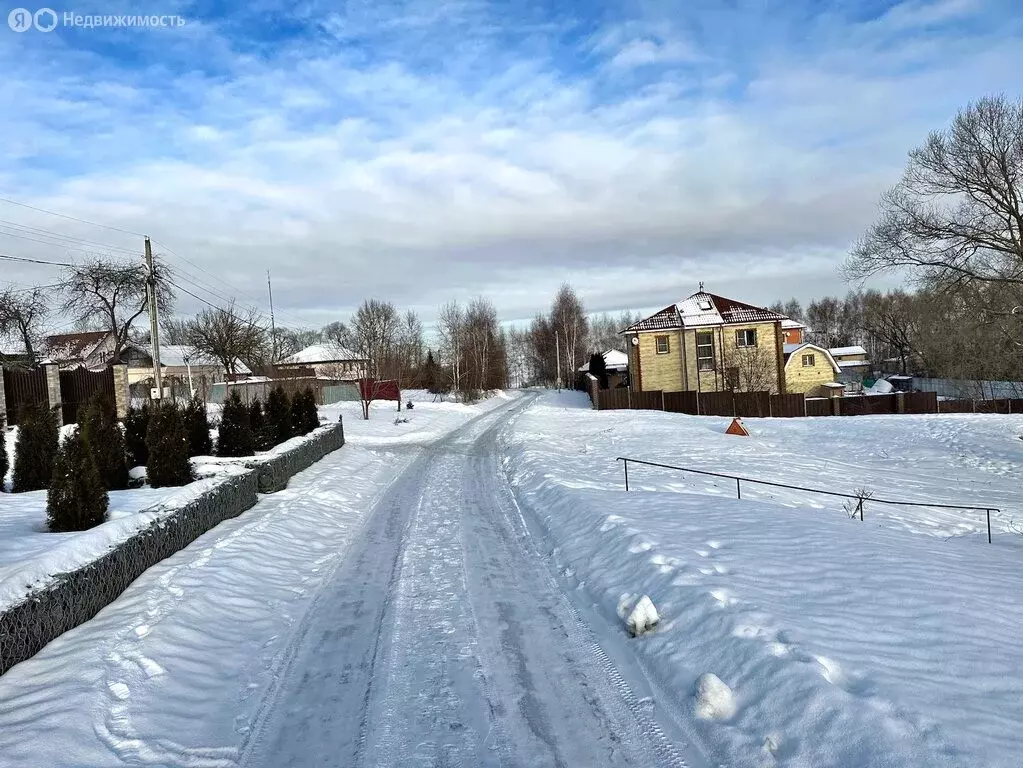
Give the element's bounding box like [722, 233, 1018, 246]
[725, 417, 750, 436]
[359, 378, 400, 401]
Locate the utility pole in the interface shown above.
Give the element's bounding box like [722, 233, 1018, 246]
[556, 331, 562, 392]
[144, 236, 164, 400]
[267, 270, 277, 362]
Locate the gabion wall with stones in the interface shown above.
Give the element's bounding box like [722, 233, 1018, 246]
[0, 421, 345, 676]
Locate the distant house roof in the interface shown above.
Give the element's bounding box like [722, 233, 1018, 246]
[836, 359, 870, 369]
[623, 291, 785, 333]
[578, 349, 629, 372]
[43, 331, 112, 363]
[782, 342, 840, 374]
[829, 345, 867, 357]
[125, 344, 251, 374]
[780, 318, 805, 330]
[280, 343, 365, 366]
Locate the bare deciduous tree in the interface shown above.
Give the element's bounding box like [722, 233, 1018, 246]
[551, 284, 588, 387]
[846, 95, 1023, 301]
[723, 342, 775, 393]
[0, 287, 48, 362]
[60, 258, 172, 363]
[186, 302, 266, 376]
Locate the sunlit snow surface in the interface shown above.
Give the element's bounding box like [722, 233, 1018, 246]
[501, 390, 1023, 767]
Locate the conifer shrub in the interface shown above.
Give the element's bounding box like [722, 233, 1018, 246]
[266, 386, 293, 446]
[47, 426, 108, 532]
[81, 391, 129, 490]
[184, 397, 213, 458]
[146, 400, 192, 487]
[217, 390, 254, 457]
[124, 403, 149, 467]
[0, 416, 9, 491]
[249, 398, 272, 451]
[290, 388, 309, 436]
[300, 387, 321, 434]
[12, 403, 59, 493]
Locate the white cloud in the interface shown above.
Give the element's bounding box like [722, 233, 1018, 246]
[0, 0, 1020, 331]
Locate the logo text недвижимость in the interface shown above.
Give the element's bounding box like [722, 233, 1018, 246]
[8, 8, 186, 32]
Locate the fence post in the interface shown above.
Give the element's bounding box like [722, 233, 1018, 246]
[623, 459, 629, 492]
[736, 477, 741, 499]
[896, 391, 906, 414]
[627, 388, 632, 409]
[660, 391, 665, 412]
[43, 362, 63, 428]
[832, 396, 841, 417]
[112, 365, 129, 420]
[987, 509, 992, 544]
[856, 498, 864, 521]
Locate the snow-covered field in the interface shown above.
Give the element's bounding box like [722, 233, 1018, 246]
[501, 391, 1023, 767]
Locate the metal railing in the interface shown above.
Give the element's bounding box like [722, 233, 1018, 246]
[616, 457, 1002, 543]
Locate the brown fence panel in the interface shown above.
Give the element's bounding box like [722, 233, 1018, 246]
[595, 388, 629, 410]
[938, 399, 974, 413]
[663, 390, 698, 414]
[864, 394, 897, 415]
[770, 393, 805, 418]
[630, 390, 663, 410]
[59, 367, 115, 424]
[734, 391, 770, 418]
[993, 399, 1013, 414]
[805, 398, 832, 417]
[904, 391, 937, 414]
[698, 391, 734, 416]
[2, 367, 48, 425]
[1009, 399, 1023, 413]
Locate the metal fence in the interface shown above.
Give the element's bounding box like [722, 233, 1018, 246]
[914, 377, 1023, 400]
[616, 457, 1001, 543]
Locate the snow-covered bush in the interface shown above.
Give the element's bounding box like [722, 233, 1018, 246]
[0, 415, 8, 491]
[625, 595, 660, 637]
[47, 426, 108, 532]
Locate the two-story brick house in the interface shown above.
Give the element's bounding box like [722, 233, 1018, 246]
[622, 290, 788, 394]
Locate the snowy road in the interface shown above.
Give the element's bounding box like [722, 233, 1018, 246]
[242, 394, 701, 768]
[0, 393, 706, 768]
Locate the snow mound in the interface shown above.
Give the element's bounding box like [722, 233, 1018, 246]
[867, 378, 894, 394]
[694, 673, 736, 720]
[625, 595, 660, 637]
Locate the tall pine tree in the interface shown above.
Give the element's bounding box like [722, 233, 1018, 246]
[47, 426, 108, 532]
[81, 391, 129, 490]
[12, 403, 59, 492]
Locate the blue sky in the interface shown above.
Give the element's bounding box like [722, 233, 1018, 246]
[1, 0, 1022, 328]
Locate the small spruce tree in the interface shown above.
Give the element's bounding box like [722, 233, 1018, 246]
[588, 352, 608, 389]
[301, 387, 320, 433]
[0, 416, 9, 492]
[422, 350, 444, 394]
[80, 391, 129, 490]
[266, 386, 293, 446]
[47, 427, 108, 532]
[290, 388, 309, 436]
[12, 403, 60, 493]
[124, 403, 150, 467]
[249, 398, 272, 451]
[146, 401, 192, 487]
[184, 397, 213, 457]
[217, 390, 255, 457]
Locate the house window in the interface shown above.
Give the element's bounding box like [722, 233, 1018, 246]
[736, 329, 757, 347]
[802, 354, 815, 367]
[655, 335, 670, 354]
[696, 331, 714, 371]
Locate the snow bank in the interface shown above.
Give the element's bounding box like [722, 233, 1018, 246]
[500, 391, 1023, 767]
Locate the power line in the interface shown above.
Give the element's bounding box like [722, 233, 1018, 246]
[0, 251, 77, 268]
[0, 219, 140, 257]
[0, 195, 145, 237]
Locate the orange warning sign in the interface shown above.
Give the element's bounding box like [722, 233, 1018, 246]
[725, 417, 750, 436]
